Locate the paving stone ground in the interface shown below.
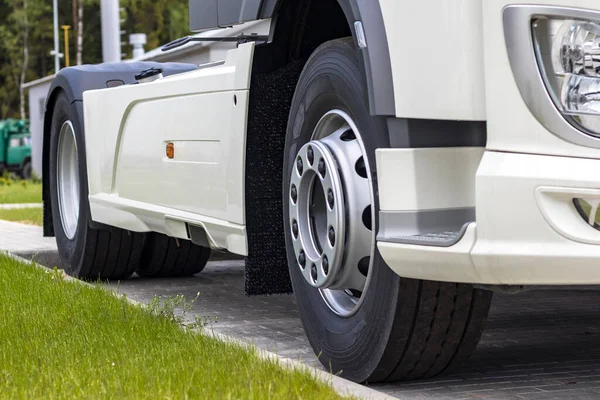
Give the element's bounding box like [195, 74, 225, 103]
[4, 219, 600, 399]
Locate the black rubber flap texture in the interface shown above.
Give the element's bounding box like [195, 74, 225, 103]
[244, 60, 305, 295]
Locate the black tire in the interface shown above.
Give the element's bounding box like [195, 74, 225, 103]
[283, 38, 492, 383]
[48, 92, 145, 280]
[135, 233, 211, 278]
[21, 161, 31, 180]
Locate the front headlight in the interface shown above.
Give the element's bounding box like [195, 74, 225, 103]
[533, 18, 600, 135]
[553, 22, 600, 77]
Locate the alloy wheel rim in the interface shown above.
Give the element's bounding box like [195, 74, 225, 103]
[289, 110, 375, 317]
[57, 120, 80, 240]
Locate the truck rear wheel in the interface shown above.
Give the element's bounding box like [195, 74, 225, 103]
[48, 92, 145, 280]
[283, 38, 492, 382]
[136, 233, 211, 278]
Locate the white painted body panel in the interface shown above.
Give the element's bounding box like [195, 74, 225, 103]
[472, 151, 600, 284]
[376, 148, 482, 212]
[379, 224, 481, 283]
[83, 43, 255, 255]
[379, 0, 486, 120]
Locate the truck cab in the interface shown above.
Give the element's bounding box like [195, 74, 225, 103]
[0, 119, 32, 179]
[41, 0, 600, 384]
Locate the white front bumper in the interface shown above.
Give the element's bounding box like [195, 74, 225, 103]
[377, 150, 600, 285]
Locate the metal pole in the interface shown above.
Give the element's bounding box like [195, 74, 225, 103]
[53, 0, 59, 73]
[61, 25, 71, 67]
[101, 0, 121, 63]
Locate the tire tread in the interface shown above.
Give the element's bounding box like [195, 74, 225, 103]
[135, 233, 211, 278]
[385, 282, 491, 382]
[78, 229, 144, 280]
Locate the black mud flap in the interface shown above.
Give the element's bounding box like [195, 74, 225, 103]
[244, 61, 305, 295]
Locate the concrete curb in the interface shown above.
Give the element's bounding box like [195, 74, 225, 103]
[4, 251, 394, 400]
[205, 330, 396, 400]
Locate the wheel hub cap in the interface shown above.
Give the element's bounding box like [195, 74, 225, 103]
[57, 120, 80, 240]
[289, 110, 374, 316]
[289, 141, 346, 288]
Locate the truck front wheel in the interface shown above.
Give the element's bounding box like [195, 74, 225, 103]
[283, 38, 492, 382]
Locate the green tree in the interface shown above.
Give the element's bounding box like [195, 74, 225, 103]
[0, 0, 189, 119]
[120, 0, 189, 56]
[0, 0, 52, 119]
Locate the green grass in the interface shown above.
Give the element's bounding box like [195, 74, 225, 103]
[0, 254, 348, 399]
[0, 207, 42, 225]
[0, 181, 42, 204]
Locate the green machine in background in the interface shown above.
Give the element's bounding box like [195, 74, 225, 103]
[0, 119, 32, 179]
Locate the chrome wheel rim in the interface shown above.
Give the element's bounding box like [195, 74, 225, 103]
[57, 120, 80, 240]
[289, 110, 375, 317]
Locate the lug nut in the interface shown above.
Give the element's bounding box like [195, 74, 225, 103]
[298, 250, 306, 268]
[307, 146, 314, 165]
[291, 185, 298, 203]
[327, 189, 334, 209]
[311, 264, 318, 281]
[328, 227, 335, 246]
[292, 220, 298, 238]
[318, 159, 326, 177]
[322, 256, 329, 275]
[296, 157, 303, 175]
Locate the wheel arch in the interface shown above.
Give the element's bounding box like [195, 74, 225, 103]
[42, 84, 70, 237]
[190, 0, 395, 115]
[42, 72, 84, 237]
[260, 0, 395, 116]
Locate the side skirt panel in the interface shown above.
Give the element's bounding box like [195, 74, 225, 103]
[83, 43, 255, 256]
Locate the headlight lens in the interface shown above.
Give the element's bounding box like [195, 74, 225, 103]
[533, 18, 600, 136]
[553, 22, 600, 77]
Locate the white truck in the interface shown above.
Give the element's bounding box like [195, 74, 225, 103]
[42, 0, 600, 383]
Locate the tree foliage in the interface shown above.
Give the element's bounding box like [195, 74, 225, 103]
[0, 0, 189, 119]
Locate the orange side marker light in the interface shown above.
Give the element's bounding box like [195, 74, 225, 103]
[166, 142, 174, 159]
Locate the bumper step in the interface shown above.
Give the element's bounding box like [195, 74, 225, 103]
[381, 224, 470, 247]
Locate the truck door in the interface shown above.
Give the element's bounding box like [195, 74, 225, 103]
[189, 0, 273, 31]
